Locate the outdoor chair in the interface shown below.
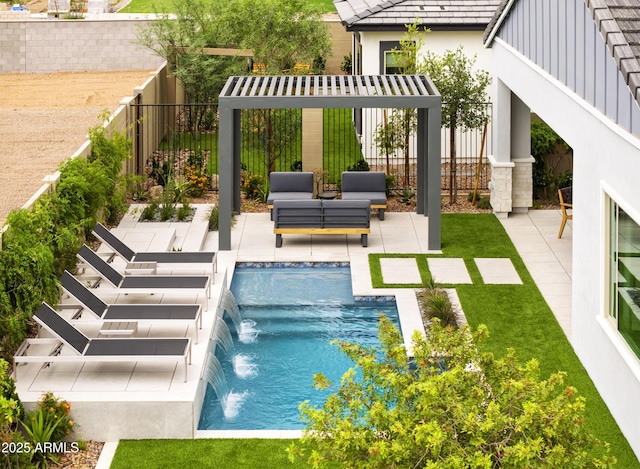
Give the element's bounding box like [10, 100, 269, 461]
[92, 223, 216, 284]
[77, 244, 211, 310]
[341, 171, 388, 220]
[59, 271, 203, 343]
[266, 172, 314, 208]
[558, 186, 573, 238]
[14, 303, 192, 382]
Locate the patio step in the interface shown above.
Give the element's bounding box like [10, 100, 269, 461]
[179, 205, 213, 252]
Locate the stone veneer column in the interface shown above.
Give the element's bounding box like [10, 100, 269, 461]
[488, 154, 514, 218]
[301, 109, 323, 195]
[511, 156, 535, 213]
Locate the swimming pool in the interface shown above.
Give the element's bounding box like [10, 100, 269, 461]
[197, 264, 400, 430]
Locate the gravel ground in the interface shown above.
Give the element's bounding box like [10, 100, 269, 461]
[0, 70, 153, 225]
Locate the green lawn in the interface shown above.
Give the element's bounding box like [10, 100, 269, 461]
[111, 214, 639, 468]
[119, 0, 335, 14]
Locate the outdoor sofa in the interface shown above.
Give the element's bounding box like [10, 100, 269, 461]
[266, 171, 314, 209]
[272, 199, 371, 247]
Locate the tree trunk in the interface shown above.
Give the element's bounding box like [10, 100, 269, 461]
[266, 109, 276, 174]
[449, 126, 457, 203]
[403, 109, 411, 189]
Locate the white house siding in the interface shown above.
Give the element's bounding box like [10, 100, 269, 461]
[358, 30, 493, 165]
[493, 38, 640, 458]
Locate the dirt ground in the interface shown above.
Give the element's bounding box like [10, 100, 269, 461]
[0, 70, 154, 225]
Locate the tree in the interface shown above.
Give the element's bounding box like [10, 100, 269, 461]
[373, 22, 424, 187]
[421, 47, 491, 203]
[138, 0, 332, 101]
[289, 317, 616, 468]
[137, 0, 244, 104]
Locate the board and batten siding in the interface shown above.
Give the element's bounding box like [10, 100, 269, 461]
[496, 0, 640, 137]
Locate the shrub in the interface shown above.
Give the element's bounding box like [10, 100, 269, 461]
[0, 118, 131, 360]
[241, 173, 268, 201]
[140, 201, 159, 221]
[290, 317, 616, 468]
[347, 159, 370, 171]
[207, 206, 236, 231]
[176, 200, 192, 221]
[184, 165, 208, 197]
[416, 278, 457, 327]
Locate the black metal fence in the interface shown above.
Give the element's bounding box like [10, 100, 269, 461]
[129, 103, 492, 194]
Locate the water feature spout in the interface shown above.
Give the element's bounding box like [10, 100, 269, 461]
[203, 352, 229, 408]
[219, 288, 243, 333]
[212, 318, 235, 357]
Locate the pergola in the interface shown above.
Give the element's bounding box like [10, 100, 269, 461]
[217, 74, 442, 250]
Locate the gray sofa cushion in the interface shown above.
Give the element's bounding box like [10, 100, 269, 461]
[273, 200, 323, 227]
[322, 200, 370, 227]
[269, 172, 313, 192]
[342, 191, 387, 205]
[341, 171, 386, 193]
[267, 172, 314, 205]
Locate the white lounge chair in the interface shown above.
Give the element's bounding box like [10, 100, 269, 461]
[14, 303, 192, 382]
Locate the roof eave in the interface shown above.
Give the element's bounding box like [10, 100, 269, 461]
[344, 23, 490, 33]
[483, 0, 516, 47]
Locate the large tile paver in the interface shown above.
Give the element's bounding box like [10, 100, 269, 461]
[380, 258, 422, 284]
[475, 258, 522, 284]
[427, 258, 472, 284]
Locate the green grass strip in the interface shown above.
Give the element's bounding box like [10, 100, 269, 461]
[111, 439, 339, 468]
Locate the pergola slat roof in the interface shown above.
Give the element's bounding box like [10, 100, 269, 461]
[217, 74, 442, 251]
[219, 75, 439, 99]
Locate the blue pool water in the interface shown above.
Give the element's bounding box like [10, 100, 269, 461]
[197, 265, 400, 430]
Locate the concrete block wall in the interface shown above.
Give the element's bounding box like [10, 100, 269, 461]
[0, 18, 164, 73]
[0, 21, 26, 72]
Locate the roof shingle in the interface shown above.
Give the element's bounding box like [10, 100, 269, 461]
[335, 0, 503, 31]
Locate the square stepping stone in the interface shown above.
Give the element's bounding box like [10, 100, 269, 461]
[380, 257, 422, 284]
[427, 258, 472, 284]
[475, 258, 522, 284]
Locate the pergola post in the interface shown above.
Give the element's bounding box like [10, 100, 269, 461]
[427, 104, 442, 250]
[218, 106, 234, 251]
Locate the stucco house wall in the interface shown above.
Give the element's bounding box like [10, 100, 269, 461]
[358, 30, 492, 76]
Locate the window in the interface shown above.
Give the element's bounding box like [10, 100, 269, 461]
[609, 198, 640, 357]
[379, 41, 413, 75]
[384, 51, 405, 75]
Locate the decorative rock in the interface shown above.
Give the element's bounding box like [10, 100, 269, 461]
[148, 185, 163, 200]
[210, 174, 219, 191]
